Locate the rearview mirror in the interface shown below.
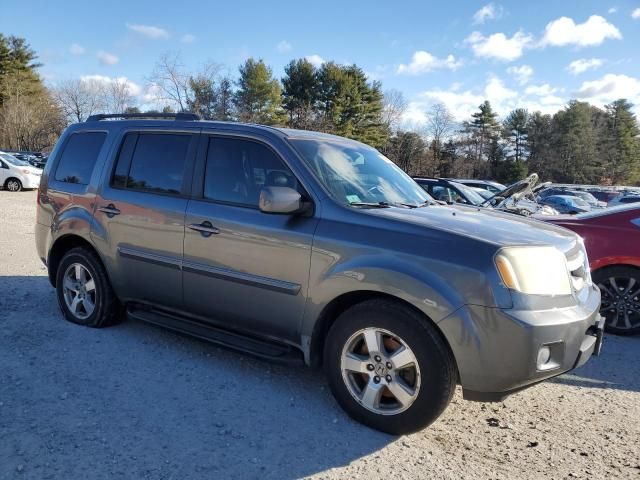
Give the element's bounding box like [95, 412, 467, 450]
[259, 186, 303, 214]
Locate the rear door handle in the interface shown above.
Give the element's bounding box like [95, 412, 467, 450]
[188, 221, 220, 237]
[98, 204, 121, 218]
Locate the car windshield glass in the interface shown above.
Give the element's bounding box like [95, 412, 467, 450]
[570, 197, 589, 207]
[574, 191, 597, 202]
[290, 138, 432, 207]
[451, 182, 485, 205]
[0, 153, 29, 166]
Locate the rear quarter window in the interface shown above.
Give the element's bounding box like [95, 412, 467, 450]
[54, 132, 107, 185]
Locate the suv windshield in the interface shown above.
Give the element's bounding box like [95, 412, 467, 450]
[290, 138, 431, 207]
[0, 153, 29, 167]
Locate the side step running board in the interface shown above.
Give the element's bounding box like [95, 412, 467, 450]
[127, 306, 304, 365]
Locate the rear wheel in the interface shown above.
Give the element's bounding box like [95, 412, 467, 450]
[56, 247, 122, 327]
[593, 266, 640, 335]
[324, 299, 456, 435]
[4, 178, 22, 192]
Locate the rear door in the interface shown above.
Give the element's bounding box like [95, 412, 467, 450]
[182, 133, 318, 342]
[91, 128, 198, 309]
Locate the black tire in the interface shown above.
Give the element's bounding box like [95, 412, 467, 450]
[593, 265, 640, 335]
[4, 178, 22, 192]
[55, 247, 122, 328]
[324, 299, 457, 435]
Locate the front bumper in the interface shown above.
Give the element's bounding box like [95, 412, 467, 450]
[437, 284, 603, 402]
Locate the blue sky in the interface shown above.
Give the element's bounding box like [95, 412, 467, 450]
[2, 0, 640, 123]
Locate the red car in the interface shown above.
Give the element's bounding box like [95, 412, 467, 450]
[543, 204, 640, 335]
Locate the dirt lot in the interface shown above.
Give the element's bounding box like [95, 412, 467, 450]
[1, 189, 639, 480]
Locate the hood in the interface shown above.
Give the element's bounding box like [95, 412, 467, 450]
[365, 203, 579, 252]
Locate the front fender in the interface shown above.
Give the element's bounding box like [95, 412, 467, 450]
[301, 254, 466, 340]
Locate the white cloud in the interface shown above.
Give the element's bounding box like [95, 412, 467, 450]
[632, 8, 640, 19]
[126, 23, 169, 39]
[541, 15, 621, 47]
[506, 65, 533, 85]
[69, 43, 85, 55]
[472, 3, 503, 24]
[80, 75, 142, 97]
[277, 40, 292, 53]
[466, 30, 533, 61]
[305, 54, 325, 67]
[575, 73, 640, 106]
[525, 84, 558, 96]
[403, 75, 571, 125]
[181, 34, 196, 44]
[608, 7, 617, 14]
[566, 58, 603, 75]
[396, 51, 462, 75]
[96, 51, 119, 65]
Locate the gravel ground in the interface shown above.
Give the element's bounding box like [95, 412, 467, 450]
[1, 189, 639, 480]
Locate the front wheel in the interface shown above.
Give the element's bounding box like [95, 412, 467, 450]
[4, 178, 22, 192]
[593, 266, 640, 335]
[324, 299, 457, 435]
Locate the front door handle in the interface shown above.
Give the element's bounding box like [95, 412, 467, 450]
[188, 221, 220, 238]
[98, 204, 121, 218]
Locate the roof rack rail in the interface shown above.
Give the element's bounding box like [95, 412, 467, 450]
[86, 112, 201, 122]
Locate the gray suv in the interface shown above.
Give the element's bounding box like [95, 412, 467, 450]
[36, 113, 604, 434]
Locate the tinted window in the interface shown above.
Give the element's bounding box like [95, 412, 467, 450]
[621, 197, 640, 204]
[114, 133, 191, 195]
[203, 137, 297, 206]
[54, 132, 106, 184]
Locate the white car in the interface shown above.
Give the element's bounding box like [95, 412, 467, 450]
[0, 151, 43, 191]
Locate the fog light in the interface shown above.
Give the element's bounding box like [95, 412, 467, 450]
[537, 346, 551, 368]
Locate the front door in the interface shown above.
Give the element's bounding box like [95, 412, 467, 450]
[183, 134, 318, 342]
[92, 129, 198, 309]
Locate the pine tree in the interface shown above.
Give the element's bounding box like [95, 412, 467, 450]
[282, 58, 318, 129]
[525, 112, 553, 180]
[503, 108, 529, 163]
[316, 62, 387, 148]
[234, 58, 284, 125]
[604, 99, 640, 183]
[468, 101, 500, 176]
[214, 77, 234, 121]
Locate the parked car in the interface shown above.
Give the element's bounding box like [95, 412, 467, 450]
[4, 150, 48, 169]
[537, 186, 605, 208]
[412, 177, 486, 205]
[542, 204, 640, 335]
[0, 151, 43, 191]
[36, 113, 603, 434]
[608, 194, 640, 207]
[448, 178, 506, 194]
[482, 174, 559, 216]
[539, 195, 591, 214]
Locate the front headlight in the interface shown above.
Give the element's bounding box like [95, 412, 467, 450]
[495, 246, 571, 296]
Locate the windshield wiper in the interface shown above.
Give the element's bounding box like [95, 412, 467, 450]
[349, 202, 391, 208]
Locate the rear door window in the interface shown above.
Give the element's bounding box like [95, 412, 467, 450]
[112, 133, 192, 195]
[54, 132, 106, 184]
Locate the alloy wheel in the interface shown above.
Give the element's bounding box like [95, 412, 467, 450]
[6, 179, 21, 191]
[340, 327, 421, 415]
[598, 276, 640, 331]
[62, 263, 97, 320]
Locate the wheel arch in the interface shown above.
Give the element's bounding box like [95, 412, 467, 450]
[307, 290, 458, 377]
[47, 234, 109, 288]
[4, 177, 22, 189]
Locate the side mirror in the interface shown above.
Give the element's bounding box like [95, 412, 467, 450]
[259, 186, 304, 214]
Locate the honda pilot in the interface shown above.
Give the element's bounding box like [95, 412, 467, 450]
[35, 113, 604, 434]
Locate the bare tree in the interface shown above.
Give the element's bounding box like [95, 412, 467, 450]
[381, 89, 407, 131]
[147, 52, 191, 111]
[426, 103, 455, 174]
[102, 78, 136, 113]
[53, 78, 106, 123]
[0, 82, 64, 151]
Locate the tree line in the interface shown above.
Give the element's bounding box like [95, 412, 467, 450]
[1, 34, 639, 185]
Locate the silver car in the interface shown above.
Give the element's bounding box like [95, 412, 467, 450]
[35, 113, 604, 434]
